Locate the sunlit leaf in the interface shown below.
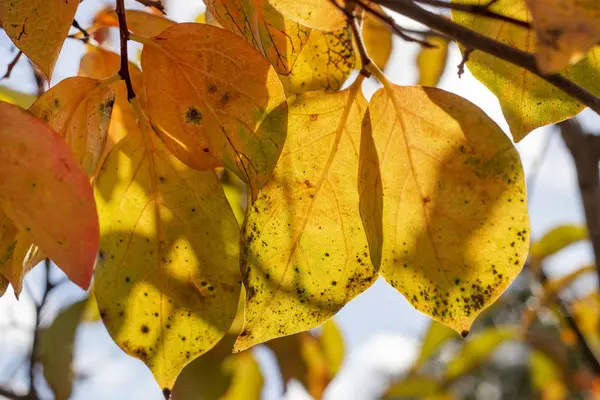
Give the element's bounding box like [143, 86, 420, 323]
[452, 0, 600, 141]
[524, 0, 600, 73]
[530, 224, 588, 260]
[417, 36, 450, 87]
[141, 23, 287, 197]
[279, 26, 355, 94]
[0, 101, 98, 289]
[445, 327, 518, 380]
[234, 82, 377, 351]
[0, 0, 79, 78]
[319, 320, 345, 376]
[267, 0, 346, 31]
[414, 321, 458, 369]
[93, 9, 175, 38]
[220, 169, 247, 225]
[94, 110, 241, 392]
[362, 6, 393, 72]
[0, 86, 37, 109]
[359, 84, 529, 335]
[206, 0, 311, 74]
[29, 77, 115, 180]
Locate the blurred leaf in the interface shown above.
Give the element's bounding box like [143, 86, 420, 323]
[415, 321, 458, 369]
[545, 265, 595, 298]
[362, 5, 393, 71]
[384, 376, 442, 398]
[530, 224, 588, 260]
[319, 320, 345, 376]
[445, 327, 518, 380]
[570, 292, 600, 351]
[417, 36, 450, 87]
[222, 352, 263, 399]
[0, 86, 37, 109]
[93, 9, 175, 37]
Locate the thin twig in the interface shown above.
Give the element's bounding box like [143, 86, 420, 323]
[71, 20, 90, 42]
[364, 0, 600, 116]
[0, 386, 28, 400]
[116, 0, 136, 101]
[134, 0, 165, 14]
[558, 119, 600, 293]
[413, 0, 531, 29]
[1, 50, 23, 81]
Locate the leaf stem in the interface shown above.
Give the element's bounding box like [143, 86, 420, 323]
[116, 0, 136, 101]
[98, 73, 122, 89]
[364, 0, 600, 117]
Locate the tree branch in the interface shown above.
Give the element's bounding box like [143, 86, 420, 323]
[0, 386, 28, 400]
[1, 50, 23, 81]
[115, 0, 136, 101]
[558, 119, 600, 291]
[364, 0, 600, 116]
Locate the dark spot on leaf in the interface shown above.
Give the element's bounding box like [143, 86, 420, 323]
[460, 330, 469, 338]
[185, 106, 202, 124]
[141, 325, 149, 334]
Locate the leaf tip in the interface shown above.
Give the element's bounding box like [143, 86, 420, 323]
[460, 330, 469, 338]
[162, 387, 172, 400]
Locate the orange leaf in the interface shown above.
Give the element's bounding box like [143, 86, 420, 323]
[0, 101, 98, 289]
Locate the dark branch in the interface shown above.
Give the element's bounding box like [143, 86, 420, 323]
[134, 0, 166, 14]
[0, 386, 28, 400]
[116, 0, 136, 101]
[558, 119, 600, 292]
[413, 0, 531, 29]
[1, 50, 23, 81]
[71, 20, 90, 40]
[365, 0, 600, 116]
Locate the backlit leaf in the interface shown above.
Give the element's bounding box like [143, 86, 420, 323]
[362, 6, 393, 72]
[234, 82, 377, 351]
[94, 110, 241, 391]
[417, 36, 450, 87]
[451, 0, 600, 141]
[524, 0, 600, 74]
[319, 320, 345, 376]
[206, 0, 311, 74]
[359, 84, 529, 335]
[445, 327, 518, 380]
[0, 101, 98, 289]
[93, 9, 175, 38]
[29, 77, 115, 180]
[267, 0, 346, 31]
[530, 224, 588, 260]
[141, 23, 287, 197]
[279, 26, 355, 94]
[0, 0, 79, 78]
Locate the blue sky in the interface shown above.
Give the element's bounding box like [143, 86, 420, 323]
[0, 0, 596, 399]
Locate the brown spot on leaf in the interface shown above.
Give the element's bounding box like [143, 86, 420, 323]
[185, 106, 202, 124]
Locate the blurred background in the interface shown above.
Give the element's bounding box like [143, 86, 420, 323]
[0, 1, 598, 399]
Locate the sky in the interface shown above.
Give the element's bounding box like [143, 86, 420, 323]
[0, 0, 597, 399]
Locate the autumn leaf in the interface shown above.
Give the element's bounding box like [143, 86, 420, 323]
[93, 108, 241, 392]
[141, 23, 287, 197]
[524, 0, 600, 74]
[234, 80, 377, 351]
[0, 101, 98, 289]
[206, 0, 311, 74]
[361, 5, 393, 72]
[0, 273, 7, 297]
[529, 224, 588, 260]
[319, 320, 345, 376]
[451, 0, 600, 141]
[0, 0, 79, 78]
[359, 83, 529, 335]
[29, 77, 115, 180]
[93, 8, 175, 38]
[0, 85, 37, 109]
[279, 26, 356, 94]
[267, 0, 346, 31]
[417, 36, 450, 87]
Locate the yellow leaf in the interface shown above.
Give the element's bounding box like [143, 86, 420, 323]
[220, 169, 247, 225]
[359, 83, 529, 335]
[279, 26, 356, 94]
[195, 10, 222, 27]
[451, 0, 600, 141]
[362, 6, 393, 72]
[267, 0, 346, 31]
[0, 86, 37, 109]
[234, 82, 377, 351]
[417, 36, 450, 87]
[530, 224, 588, 260]
[384, 376, 442, 398]
[0, 101, 98, 289]
[570, 292, 600, 350]
[206, 0, 311, 74]
[0, 0, 79, 78]
[141, 23, 287, 197]
[524, 0, 600, 73]
[318, 320, 345, 376]
[222, 352, 263, 400]
[29, 77, 115, 180]
[92, 9, 175, 38]
[414, 321, 458, 369]
[530, 350, 567, 400]
[445, 327, 518, 380]
[93, 109, 241, 392]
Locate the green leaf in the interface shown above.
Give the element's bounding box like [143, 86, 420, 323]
[234, 82, 377, 351]
[451, 0, 600, 141]
[359, 83, 529, 335]
[530, 224, 588, 260]
[93, 113, 241, 392]
[384, 376, 442, 398]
